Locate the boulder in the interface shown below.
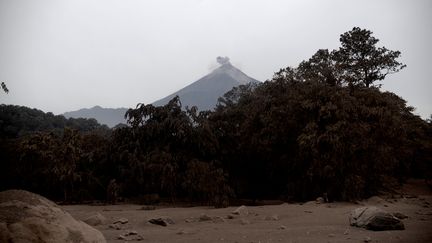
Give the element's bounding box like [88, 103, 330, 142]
[349, 206, 404, 231]
[83, 213, 107, 226]
[0, 189, 106, 243]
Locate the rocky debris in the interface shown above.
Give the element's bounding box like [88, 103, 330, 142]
[110, 217, 129, 230]
[83, 213, 107, 226]
[0, 189, 106, 243]
[264, 214, 279, 221]
[232, 205, 248, 216]
[212, 216, 226, 223]
[108, 223, 122, 230]
[148, 216, 175, 226]
[199, 214, 213, 222]
[118, 230, 143, 241]
[184, 218, 196, 223]
[113, 217, 129, 224]
[350, 206, 404, 231]
[140, 205, 156, 211]
[393, 212, 408, 219]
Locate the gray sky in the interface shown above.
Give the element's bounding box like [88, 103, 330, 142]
[0, 0, 431, 118]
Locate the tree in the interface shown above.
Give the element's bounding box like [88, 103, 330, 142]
[1, 82, 8, 94]
[297, 49, 341, 86]
[334, 27, 406, 87]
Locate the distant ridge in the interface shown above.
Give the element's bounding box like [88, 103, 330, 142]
[153, 56, 260, 110]
[63, 57, 260, 127]
[63, 106, 127, 128]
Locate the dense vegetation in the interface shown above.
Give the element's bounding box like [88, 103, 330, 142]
[0, 105, 110, 138]
[0, 28, 431, 206]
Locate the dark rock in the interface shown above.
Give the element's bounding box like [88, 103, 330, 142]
[350, 206, 404, 231]
[148, 216, 175, 226]
[113, 217, 128, 224]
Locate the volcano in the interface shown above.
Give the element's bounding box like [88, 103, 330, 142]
[63, 57, 260, 127]
[152, 57, 260, 110]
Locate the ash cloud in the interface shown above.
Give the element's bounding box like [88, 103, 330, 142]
[217, 56, 230, 65]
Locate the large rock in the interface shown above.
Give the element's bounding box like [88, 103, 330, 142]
[0, 190, 106, 243]
[349, 206, 404, 231]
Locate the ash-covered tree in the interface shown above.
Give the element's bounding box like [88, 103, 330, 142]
[275, 27, 406, 88]
[334, 27, 406, 87]
[297, 49, 341, 86]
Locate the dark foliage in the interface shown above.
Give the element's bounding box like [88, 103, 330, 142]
[0, 105, 110, 138]
[0, 27, 430, 206]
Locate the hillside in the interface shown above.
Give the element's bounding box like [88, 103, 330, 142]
[63, 106, 128, 128]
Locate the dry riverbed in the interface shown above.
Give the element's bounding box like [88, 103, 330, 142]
[63, 181, 432, 243]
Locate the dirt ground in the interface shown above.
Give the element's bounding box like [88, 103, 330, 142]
[63, 180, 432, 243]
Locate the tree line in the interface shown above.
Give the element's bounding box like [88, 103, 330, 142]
[0, 27, 430, 206]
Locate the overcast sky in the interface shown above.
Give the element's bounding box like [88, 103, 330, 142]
[0, 0, 431, 118]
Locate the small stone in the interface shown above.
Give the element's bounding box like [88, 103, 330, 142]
[212, 216, 226, 223]
[232, 205, 248, 216]
[328, 233, 335, 237]
[393, 212, 408, 219]
[140, 205, 156, 210]
[109, 223, 122, 230]
[278, 225, 287, 230]
[364, 236, 372, 243]
[117, 234, 127, 240]
[199, 214, 213, 222]
[343, 229, 349, 235]
[227, 215, 235, 219]
[125, 230, 138, 236]
[148, 216, 175, 226]
[113, 217, 128, 224]
[304, 210, 313, 213]
[83, 213, 107, 226]
[185, 218, 196, 223]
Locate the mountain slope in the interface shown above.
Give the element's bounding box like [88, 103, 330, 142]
[63, 57, 260, 126]
[63, 106, 127, 128]
[153, 59, 260, 110]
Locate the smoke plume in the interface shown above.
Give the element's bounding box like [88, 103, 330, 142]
[216, 56, 230, 65]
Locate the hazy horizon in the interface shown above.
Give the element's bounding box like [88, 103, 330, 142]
[0, 0, 431, 118]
